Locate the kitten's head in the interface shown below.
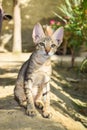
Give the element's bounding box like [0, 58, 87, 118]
[32, 23, 64, 56]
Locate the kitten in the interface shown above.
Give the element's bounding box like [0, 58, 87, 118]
[14, 23, 64, 118]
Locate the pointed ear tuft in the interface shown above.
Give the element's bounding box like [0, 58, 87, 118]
[52, 27, 64, 47]
[32, 23, 45, 44]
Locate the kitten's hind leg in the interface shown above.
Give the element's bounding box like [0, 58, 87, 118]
[14, 60, 29, 107]
[14, 84, 27, 108]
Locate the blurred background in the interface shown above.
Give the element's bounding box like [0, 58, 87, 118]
[1, 0, 87, 68]
[1, 0, 64, 52]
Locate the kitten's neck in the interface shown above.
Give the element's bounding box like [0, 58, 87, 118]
[34, 49, 50, 62]
[27, 50, 51, 74]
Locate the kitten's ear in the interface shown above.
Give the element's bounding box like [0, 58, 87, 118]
[32, 23, 45, 44]
[52, 27, 64, 47]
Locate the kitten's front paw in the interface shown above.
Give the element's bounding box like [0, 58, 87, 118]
[42, 111, 52, 119]
[26, 108, 37, 117]
[35, 100, 44, 109]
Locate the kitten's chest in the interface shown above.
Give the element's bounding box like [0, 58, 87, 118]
[28, 53, 52, 75]
[27, 55, 52, 84]
[38, 60, 52, 75]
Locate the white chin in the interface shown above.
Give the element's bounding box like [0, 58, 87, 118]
[48, 52, 54, 56]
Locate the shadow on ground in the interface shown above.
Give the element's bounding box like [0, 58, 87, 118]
[0, 60, 87, 129]
[0, 62, 21, 87]
[51, 63, 87, 127]
[0, 96, 66, 130]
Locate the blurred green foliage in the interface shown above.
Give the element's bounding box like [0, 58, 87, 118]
[57, 0, 87, 51]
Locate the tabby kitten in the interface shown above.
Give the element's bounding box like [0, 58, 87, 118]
[14, 23, 64, 118]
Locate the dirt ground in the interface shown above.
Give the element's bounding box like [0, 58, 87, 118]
[0, 53, 87, 130]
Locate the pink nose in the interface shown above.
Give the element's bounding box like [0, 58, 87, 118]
[45, 47, 50, 54]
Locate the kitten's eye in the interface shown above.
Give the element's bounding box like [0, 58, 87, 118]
[39, 42, 45, 46]
[51, 44, 56, 48]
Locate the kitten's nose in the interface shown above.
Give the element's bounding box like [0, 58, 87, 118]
[45, 47, 50, 54]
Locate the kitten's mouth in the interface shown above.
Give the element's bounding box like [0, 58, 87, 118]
[44, 51, 53, 56]
[43, 52, 49, 57]
[44, 53, 49, 56]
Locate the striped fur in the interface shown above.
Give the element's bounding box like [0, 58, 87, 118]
[14, 23, 64, 118]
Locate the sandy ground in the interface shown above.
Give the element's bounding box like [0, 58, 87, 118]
[0, 53, 87, 130]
